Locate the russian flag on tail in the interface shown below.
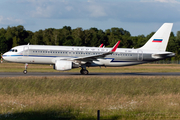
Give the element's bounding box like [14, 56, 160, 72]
[152, 39, 163, 42]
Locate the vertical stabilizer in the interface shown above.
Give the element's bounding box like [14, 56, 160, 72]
[140, 23, 173, 51]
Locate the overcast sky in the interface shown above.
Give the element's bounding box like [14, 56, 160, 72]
[0, 0, 180, 36]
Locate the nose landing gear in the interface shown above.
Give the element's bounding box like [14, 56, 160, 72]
[23, 63, 28, 74]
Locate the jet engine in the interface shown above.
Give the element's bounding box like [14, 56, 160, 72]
[53, 60, 79, 71]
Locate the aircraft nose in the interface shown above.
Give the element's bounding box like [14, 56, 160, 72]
[2, 53, 5, 60]
[1, 52, 10, 61]
[1, 53, 3, 62]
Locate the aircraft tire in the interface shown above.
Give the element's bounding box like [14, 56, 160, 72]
[80, 69, 89, 75]
[23, 70, 27, 74]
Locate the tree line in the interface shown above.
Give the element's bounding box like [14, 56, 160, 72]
[0, 25, 180, 60]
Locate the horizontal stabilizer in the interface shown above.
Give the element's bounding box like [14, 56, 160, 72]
[152, 52, 175, 59]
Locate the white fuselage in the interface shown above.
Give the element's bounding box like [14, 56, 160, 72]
[2, 45, 175, 67]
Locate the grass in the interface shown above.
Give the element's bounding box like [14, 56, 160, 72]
[1, 76, 180, 119]
[1, 63, 180, 119]
[1, 63, 180, 73]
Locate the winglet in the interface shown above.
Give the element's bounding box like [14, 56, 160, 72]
[111, 41, 120, 52]
[99, 43, 104, 48]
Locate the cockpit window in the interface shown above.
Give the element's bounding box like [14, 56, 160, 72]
[9, 49, 18, 52]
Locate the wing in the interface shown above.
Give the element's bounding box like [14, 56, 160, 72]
[72, 41, 120, 62]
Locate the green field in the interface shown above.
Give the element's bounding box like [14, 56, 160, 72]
[1, 63, 180, 119]
[0, 76, 180, 120]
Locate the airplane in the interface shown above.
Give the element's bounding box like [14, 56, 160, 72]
[2, 23, 175, 75]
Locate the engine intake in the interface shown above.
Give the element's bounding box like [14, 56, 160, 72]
[54, 60, 79, 71]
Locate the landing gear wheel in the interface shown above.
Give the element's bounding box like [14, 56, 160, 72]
[23, 70, 27, 74]
[23, 63, 28, 74]
[80, 69, 89, 75]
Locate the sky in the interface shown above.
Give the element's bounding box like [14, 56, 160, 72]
[0, 0, 180, 36]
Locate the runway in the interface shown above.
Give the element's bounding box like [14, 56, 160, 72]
[0, 72, 180, 77]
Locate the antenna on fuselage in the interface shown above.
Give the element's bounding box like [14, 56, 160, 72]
[27, 43, 30, 45]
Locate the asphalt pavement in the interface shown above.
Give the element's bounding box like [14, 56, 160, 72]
[0, 72, 180, 77]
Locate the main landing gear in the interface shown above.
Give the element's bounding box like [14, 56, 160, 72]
[23, 63, 28, 74]
[80, 66, 89, 75]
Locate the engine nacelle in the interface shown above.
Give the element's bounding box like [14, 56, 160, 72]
[54, 60, 72, 71]
[53, 60, 79, 71]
